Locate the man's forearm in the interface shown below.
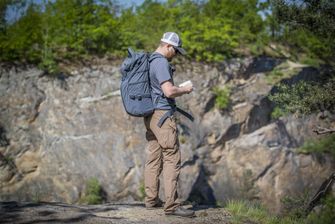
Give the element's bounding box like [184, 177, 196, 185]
[166, 86, 189, 98]
[161, 81, 192, 98]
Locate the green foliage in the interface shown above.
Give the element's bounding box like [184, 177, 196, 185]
[265, 61, 302, 85]
[281, 192, 310, 219]
[226, 196, 335, 224]
[0, 0, 119, 70]
[132, 1, 174, 51]
[81, 178, 103, 205]
[182, 0, 264, 61]
[0, 0, 334, 66]
[215, 200, 224, 208]
[306, 195, 335, 224]
[138, 181, 145, 201]
[271, 106, 286, 119]
[0, 0, 269, 64]
[266, 69, 285, 85]
[38, 49, 59, 74]
[287, 29, 332, 62]
[226, 200, 300, 224]
[182, 17, 238, 61]
[299, 56, 322, 68]
[298, 134, 335, 159]
[269, 78, 335, 116]
[213, 86, 231, 110]
[281, 193, 335, 224]
[271, 0, 335, 61]
[0, 3, 43, 62]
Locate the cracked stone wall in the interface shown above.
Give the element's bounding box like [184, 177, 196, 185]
[0, 58, 334, 213]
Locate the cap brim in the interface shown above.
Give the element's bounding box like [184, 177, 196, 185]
[176, 47, 186, 55]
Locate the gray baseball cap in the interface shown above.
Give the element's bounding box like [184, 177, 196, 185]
[161, 32, 186, 55]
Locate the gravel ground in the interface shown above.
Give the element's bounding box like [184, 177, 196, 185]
[0, 201, 232, 224]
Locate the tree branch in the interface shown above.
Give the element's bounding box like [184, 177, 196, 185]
[313, 126, 335, 135]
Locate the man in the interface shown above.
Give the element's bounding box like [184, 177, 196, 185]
[144, 32, 195, 217]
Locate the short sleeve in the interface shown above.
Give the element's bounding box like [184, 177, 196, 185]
[151, 58, 172, 85]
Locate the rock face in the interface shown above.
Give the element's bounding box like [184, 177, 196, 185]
[0, 58, 334, 213]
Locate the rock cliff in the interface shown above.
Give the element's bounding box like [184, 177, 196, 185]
[0, 57, 334, 213]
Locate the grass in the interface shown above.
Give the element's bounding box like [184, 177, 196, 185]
[306, 196, 335, 224]
[226, 200, 302, 224]
[265, 61, 302, 85]
[225, 195, 335, 224]
[299, 55, 323, 68]
[281, 192, 310, 219]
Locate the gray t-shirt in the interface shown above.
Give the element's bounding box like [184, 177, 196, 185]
[149, 52, 176, 110]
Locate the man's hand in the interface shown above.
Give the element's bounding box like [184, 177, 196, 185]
[161, 81, 193, 98]
[181, 84, 193, 94]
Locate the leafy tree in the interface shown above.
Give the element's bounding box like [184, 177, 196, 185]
[204, 0, 264, 43]
[271, 0, 335, 61]
[131, 0, 177, 50]
[48, 0, 119, 57]
[0, 3, 43, 62]
[182, 17, 238, 61]
[1, 0, 334, 67]
[269, 0, 335, 126]
[0, 0, 121, 66]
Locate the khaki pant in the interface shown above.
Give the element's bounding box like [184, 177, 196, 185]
[144, 110, 181, 212]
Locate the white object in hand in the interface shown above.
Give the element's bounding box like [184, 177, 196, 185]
[179, 80, 193, 87]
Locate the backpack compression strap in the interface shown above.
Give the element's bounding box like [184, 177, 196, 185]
[157, 107, 194, 127]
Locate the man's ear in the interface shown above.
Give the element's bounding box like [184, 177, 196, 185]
[167, 44, 173, 52]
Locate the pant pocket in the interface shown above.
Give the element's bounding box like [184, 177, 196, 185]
[157, 118, 177, 149]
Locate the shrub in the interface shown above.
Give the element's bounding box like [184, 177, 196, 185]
[38, 53, 59, 75]
[213, 86, 231, 110]
[306, 195, 335, 224]
[271, 106, 286, 119]
[280, 190, 335, 224]
[269, 78, 335, 115]
[281, 192, 310, 219]
[81, 178, 103, 205]
[298, 134, 335, 159]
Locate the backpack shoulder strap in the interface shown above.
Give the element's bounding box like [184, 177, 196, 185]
[148, 53, 165, 63]
[156, 107, 194, 127]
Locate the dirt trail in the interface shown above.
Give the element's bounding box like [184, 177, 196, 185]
[0, 201, 232, 224]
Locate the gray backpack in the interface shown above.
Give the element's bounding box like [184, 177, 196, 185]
[120, 48, 194, 126]
[120, 48, 161, 117]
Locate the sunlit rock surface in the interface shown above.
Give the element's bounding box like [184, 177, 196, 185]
[0, 58, 333, 213]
